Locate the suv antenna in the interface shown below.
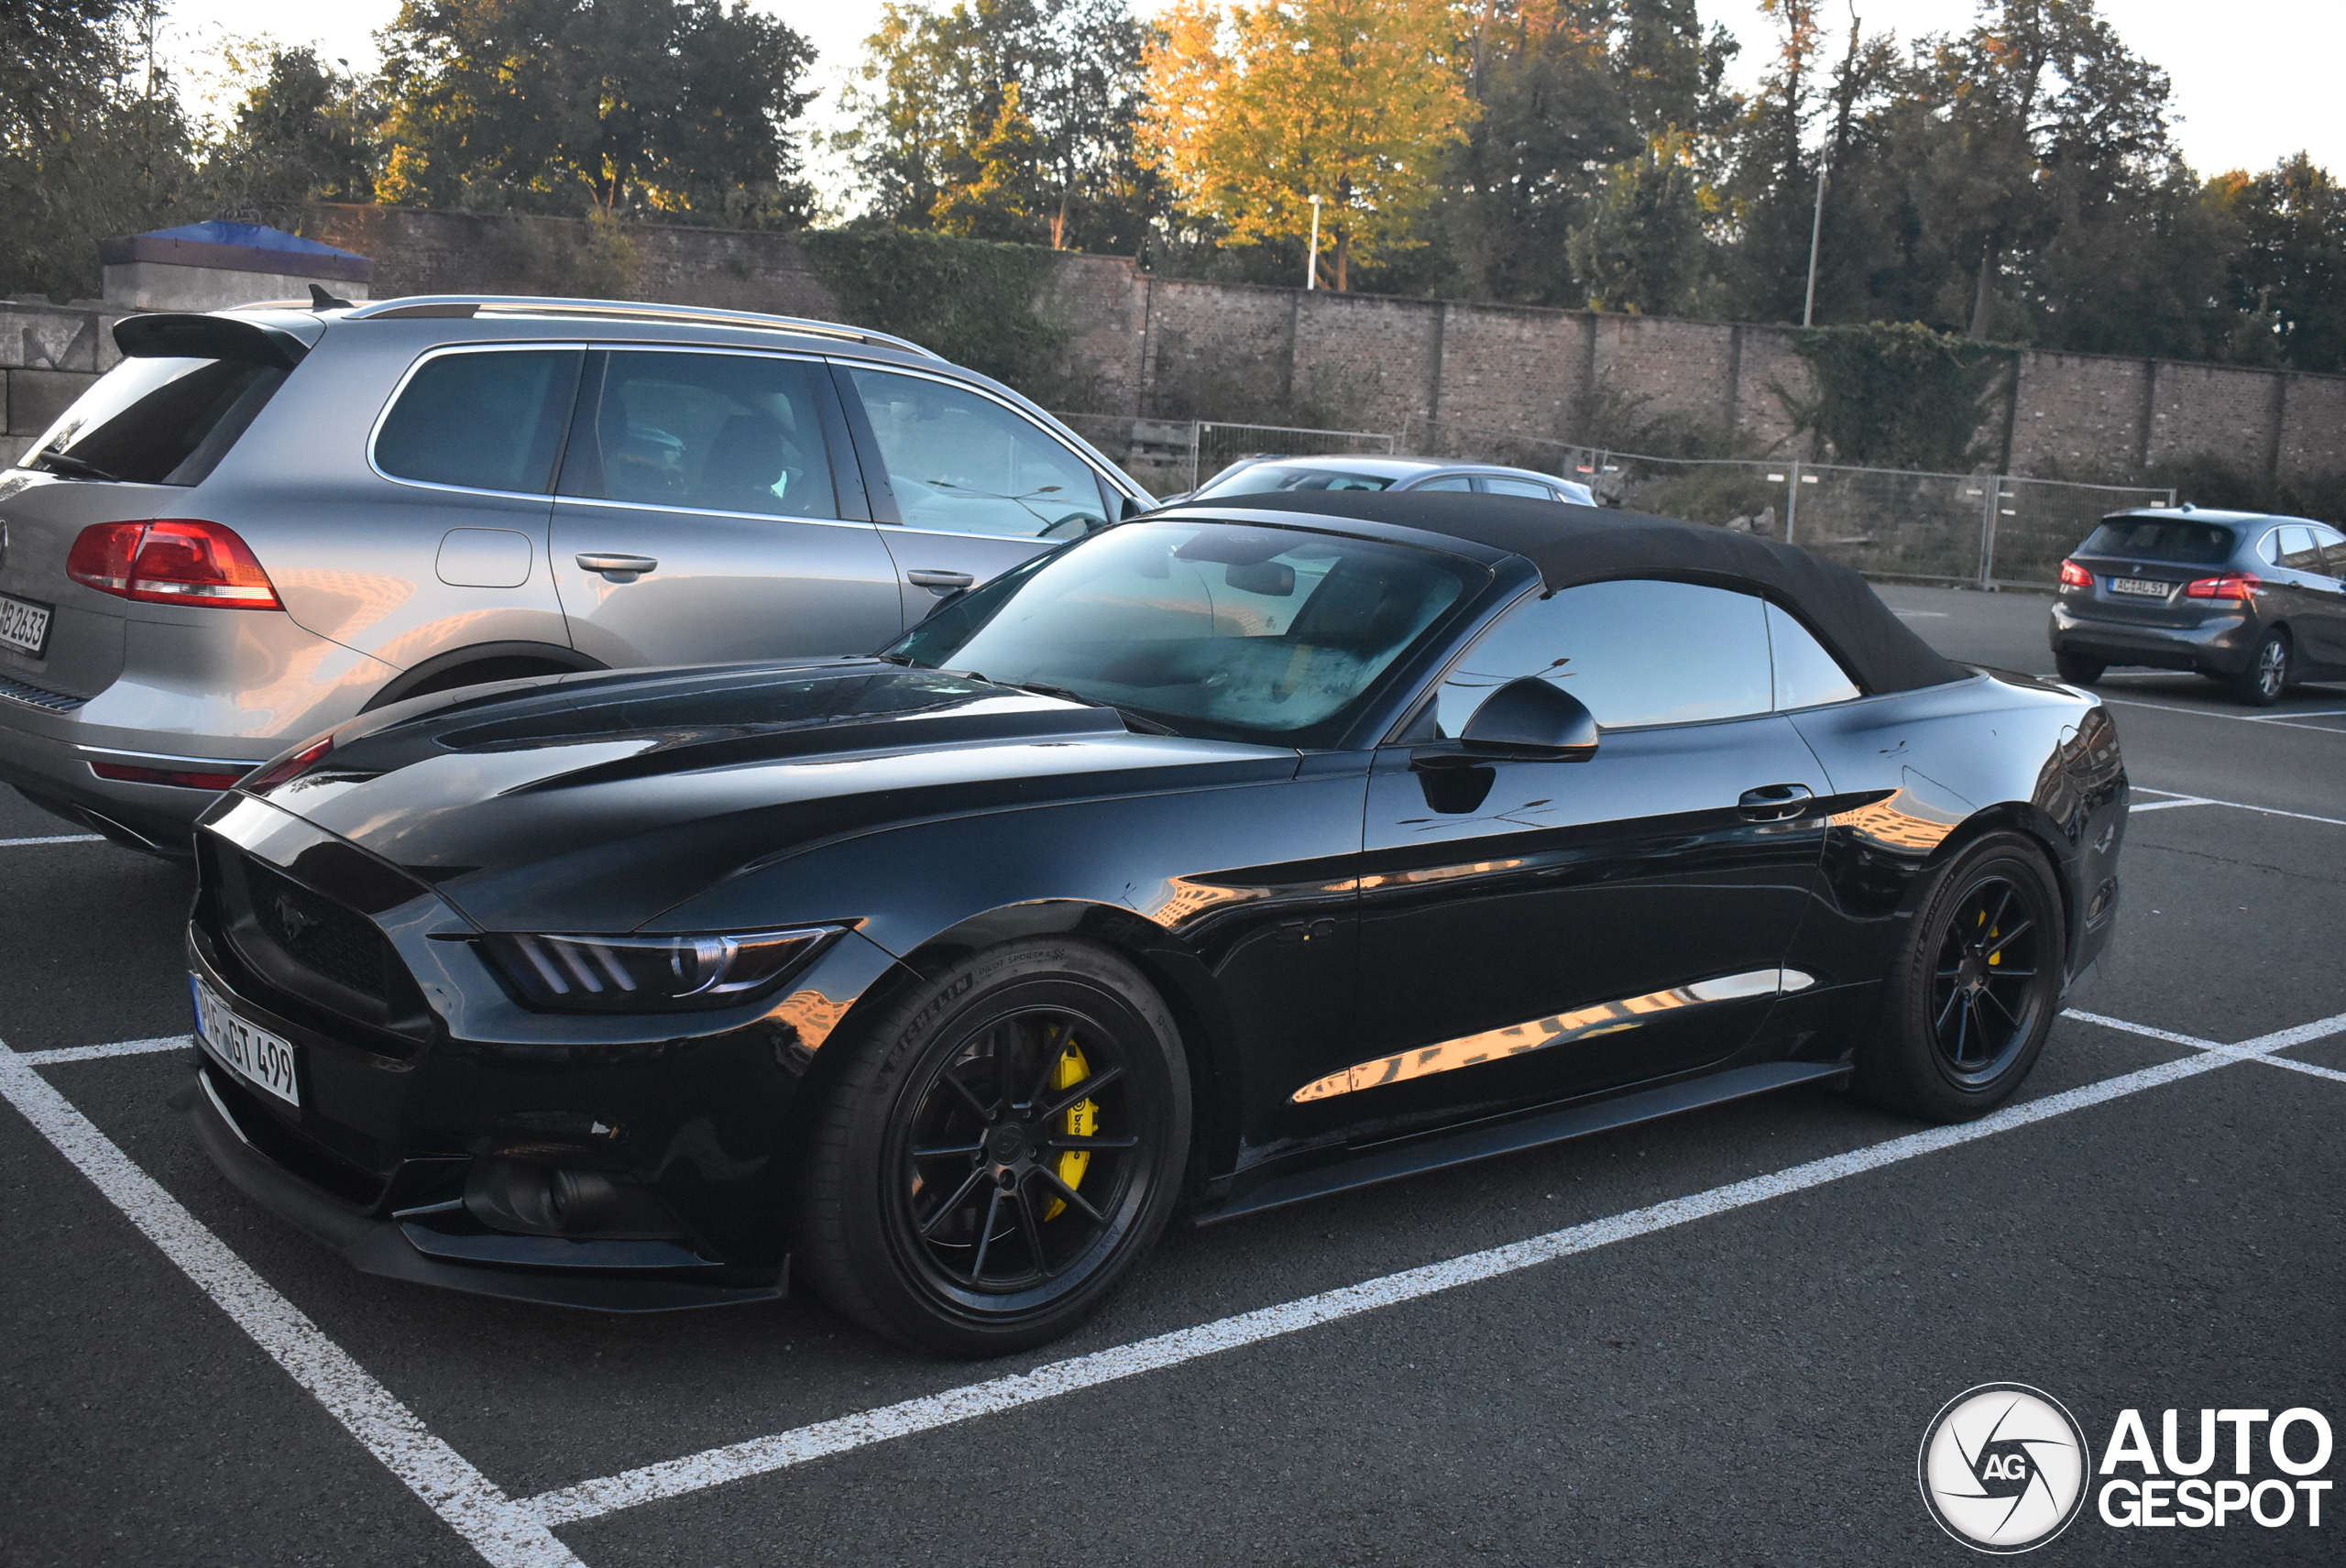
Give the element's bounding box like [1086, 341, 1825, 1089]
[307, 283, 356, 311]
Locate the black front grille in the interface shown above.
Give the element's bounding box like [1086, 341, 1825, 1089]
[242, 855, 392, 1003]
[208, 842, 431, 1055]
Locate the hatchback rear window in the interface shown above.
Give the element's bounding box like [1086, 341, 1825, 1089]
[1193, 465, 1395, 499]
[376, 348, 582, 494]
[20, 356, 289, 485]
[2079, 519, 2237, 565]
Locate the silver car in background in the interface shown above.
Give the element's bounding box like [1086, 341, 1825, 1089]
[1178, 454, 1599, 507]
[0, 295, 1153, 852]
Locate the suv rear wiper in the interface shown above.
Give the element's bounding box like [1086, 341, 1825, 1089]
[983, 675, 1182, 737]
[29, 449, 122, 482]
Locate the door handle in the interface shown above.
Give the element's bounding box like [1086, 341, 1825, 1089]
[907, 568, 975, 593]
[1738, 783, 1815, 821]
[575, 553, 658, 583]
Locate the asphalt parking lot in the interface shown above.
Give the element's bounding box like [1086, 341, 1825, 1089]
[4, 584, 2341, 1567]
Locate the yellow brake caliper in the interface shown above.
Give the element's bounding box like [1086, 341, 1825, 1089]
[1046, 1042, 1098, 1221]
[1980, 907, 2001, 965]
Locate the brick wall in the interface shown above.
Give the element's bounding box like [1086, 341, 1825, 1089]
[13, 205, 2346, 494]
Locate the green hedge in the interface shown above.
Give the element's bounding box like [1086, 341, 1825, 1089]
[1792, 323, 2013, 471]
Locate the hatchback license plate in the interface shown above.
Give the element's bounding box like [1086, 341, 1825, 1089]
[192, 975, 301, 1107]
[0, 591, 51, 655]
[2108, 576, 2170, 598]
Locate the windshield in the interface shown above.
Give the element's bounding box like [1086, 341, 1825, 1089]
[1191, 463, 1396, 499]
[889, 521, 1480, 745]
[2078, 518, 2238, 565]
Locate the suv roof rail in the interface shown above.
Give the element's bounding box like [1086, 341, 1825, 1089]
[337, 294, 943, 359]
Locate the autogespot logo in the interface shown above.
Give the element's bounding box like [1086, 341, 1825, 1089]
[1919, 1384, 2092, 1552]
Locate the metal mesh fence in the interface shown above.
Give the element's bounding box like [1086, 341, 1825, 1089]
[1051, 414, 1398, 499]
[1056, 411, 2174, 588]
[1394, 417, 2174, 588]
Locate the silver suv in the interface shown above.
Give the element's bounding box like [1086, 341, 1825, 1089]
[0, 295, 1152, 852]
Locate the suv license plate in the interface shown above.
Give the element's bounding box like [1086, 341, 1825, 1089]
[0, 591, 51, 655]
[192, 975, 301, 1107]
[2108, 576, 2169, 598]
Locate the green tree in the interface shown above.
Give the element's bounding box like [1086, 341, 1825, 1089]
[2220, 154, 2346, 373]
[208, 45, 382, 210]
[0, 0, 202, 299]
[378, 0, 816, 223]
[842, 0, 1157, 252]
[1568, 126, 1718, 313]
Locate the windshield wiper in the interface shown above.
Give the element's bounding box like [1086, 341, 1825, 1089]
[29, 449, 122, 482]
[987, 676, 1182, 737]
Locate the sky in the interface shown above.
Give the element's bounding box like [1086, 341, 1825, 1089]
[160, 0, 2346, 200]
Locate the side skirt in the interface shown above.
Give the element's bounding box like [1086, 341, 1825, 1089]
[1192, 1060, 1852, 1226]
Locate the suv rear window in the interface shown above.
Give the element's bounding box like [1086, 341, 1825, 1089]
[376, 348, 582, 494]
[20, 356, 289, 485]
[2079, 518, 2238, 565]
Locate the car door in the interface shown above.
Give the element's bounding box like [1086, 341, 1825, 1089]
[2280, 523, 2346, 673]
[836, 365, 1117, 625]
[1313, 579, 1830, 1146]
[548, 347, 904, 667]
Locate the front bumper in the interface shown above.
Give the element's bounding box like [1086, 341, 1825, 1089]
[176, 1060, 784, 1311]
[179, 908, 902, 1312]
[2047, 602, 2256, 675]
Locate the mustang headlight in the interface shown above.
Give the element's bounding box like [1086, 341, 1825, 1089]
[481, 927, 841, 1013]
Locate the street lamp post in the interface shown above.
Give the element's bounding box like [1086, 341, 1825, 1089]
[1802, 158, 1828, 328]
[1306, 194, 1322, 291]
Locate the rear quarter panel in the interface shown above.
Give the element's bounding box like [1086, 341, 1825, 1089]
[1785, 671, 2126, 996]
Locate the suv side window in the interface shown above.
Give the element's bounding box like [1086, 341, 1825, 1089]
[1764, 602, 1861, 708]
[377, 348, 581, 494]
[561, 351, 839, 519]
[848, 367, 1109, 539]
[1433, 578, 1772, 735]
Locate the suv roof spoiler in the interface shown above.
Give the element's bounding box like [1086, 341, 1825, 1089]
[334, 295, 942, 359]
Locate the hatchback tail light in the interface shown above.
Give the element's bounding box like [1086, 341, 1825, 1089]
[2183, 573, 2259, 601]
[66, 520, 281, 608]
[2057, 558, 2093, 588]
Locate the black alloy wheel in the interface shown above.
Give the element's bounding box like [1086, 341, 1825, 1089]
[794, 940, 1190, 1355]
[2233, 630, 2290, 707]
[887, 1006, 1147, 1309]
[1927, 874, 2047, 1090]
[1854, 832, 2064, 1121]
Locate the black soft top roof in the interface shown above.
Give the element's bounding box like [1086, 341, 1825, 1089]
[1166, 489, 1962, 696]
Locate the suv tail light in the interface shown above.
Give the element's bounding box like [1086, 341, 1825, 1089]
[2183, 573, 2259, 601]
[66, 520, 282, 609]
[2057, 558, 2093, 588]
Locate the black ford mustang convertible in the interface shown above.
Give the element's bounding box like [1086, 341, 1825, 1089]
[180, 493, 2126, 1353]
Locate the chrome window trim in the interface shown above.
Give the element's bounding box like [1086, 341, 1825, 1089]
[366, 340, 590, 500]
[831, 359, 1152, 509]
[549, 493, 882, 532]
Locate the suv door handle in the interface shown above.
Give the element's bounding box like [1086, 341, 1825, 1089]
[1738, 783, 1815, 821]
[907, 568, 975, 593]
[576, 553, 658, 583]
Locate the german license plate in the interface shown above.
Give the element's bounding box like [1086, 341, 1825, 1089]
[0, 591, 51, 655]
[2108, 576, 2169, 598]
[191, 975, 300, 1107]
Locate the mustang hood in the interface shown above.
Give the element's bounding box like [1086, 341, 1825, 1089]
[217, 660, 1297, 932]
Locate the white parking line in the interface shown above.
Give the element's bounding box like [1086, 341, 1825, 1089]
[19, 1035, 193, 1066]
[2100, 696, 2346, 736]
[8, 1007, 2343, 1559]
[0, 833, 104, 848]
[2259, 1055, 2346, 1087]
[518, 1010, 2345, 1529]
[2123, 792, 2346, 829]
[0, 1040, 585, 1568]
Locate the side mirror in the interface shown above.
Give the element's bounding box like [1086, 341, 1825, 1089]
[1415, 677, 1598, 768]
